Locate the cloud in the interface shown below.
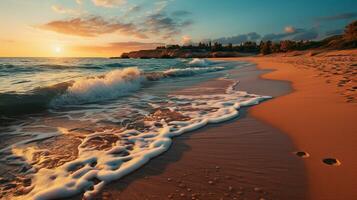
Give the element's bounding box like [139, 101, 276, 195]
[109, 41, 164, 49]
[325, 29, 344, 37]
[317, 12, 357, 21]
[122, 5, 142, 18]
[292, 29, 318, 40]
[207, 32, 261, 44]
[41, 1, 193, 41]
[172, 10, 191, 17]
[284, 26, 296, 33]
[75, 0, 82, 5]
[154, 0, 169, 12]
[261, 33, 285, 41]
[51, 5, 80, 15]
[262, 31, 297, 41]
[0, 39, 15, 44]
[261, 27, 319, 41]
[128, 5, 141, 13]
[247, 32, 261, 41]
[143, 12, 193, 39]
[72, 42, 164, 55]
[39, 11, 193, 40]
[181, 35, 192, 45]
[92, 0, 126, 8]
[39, 16, 147, 38]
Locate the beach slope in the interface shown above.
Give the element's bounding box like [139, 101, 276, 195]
[218, 50, 357, 200]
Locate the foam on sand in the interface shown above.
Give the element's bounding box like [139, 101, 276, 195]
[8, 81, 271, 200]
[163, 66, 225, 77]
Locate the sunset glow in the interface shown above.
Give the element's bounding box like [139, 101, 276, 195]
[0, 1, 356, 200]
[0, 0, 356, 58]
[54, 46, 62, 54]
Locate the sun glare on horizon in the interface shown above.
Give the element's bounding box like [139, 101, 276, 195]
[54, 46, 62, 54]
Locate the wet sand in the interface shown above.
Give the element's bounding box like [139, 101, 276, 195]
[217, 49, 357, 200]
[89, 64, 307, 200]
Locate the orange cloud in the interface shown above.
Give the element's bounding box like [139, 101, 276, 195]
[92, 0, 126, 8]
[39, 16, 147, 38]
[39, 9, 193, 41]
[51, 5, 80, 15]
[284, 26, 296, 33]
[181, 35, 192, 45]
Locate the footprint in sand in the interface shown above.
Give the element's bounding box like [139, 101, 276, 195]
[295, 151, 310, 158]
[322, 158, 341, 166]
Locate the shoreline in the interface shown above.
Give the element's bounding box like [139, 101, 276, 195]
[3, 51, 355, 199]
[87, 62, 308, 200]
[215, 50, 357, 200]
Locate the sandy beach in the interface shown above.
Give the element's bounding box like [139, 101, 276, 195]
[217, 49, 357, 200]
[1, 50, 355, 200]
[91, 50, 357, 200]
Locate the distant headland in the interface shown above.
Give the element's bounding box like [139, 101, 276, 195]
[116, 20, 356, 59]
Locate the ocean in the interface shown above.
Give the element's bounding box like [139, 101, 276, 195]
[0, 57, 270, 199]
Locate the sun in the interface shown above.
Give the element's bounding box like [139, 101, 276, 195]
[54, 46, 62, 53]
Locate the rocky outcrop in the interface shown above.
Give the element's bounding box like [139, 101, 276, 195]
[119, 49, 253, 59]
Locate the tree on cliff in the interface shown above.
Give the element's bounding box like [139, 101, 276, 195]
[212, 42, 223, 51]
[260, 41, 272, 55]
[271, 42, 281, 53]
[279, 40, 296, 52]
[344, 20, 357, 40]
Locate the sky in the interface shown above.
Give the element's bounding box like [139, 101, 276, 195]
[0, 0, 356, 57]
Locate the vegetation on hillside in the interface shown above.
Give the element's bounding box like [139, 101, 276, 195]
[183, 21, 356, 54]
[120, 21, 356, 58]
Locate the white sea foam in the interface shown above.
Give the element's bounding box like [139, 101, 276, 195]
[10, 81, 271, 200]
[51, 67, 144, 106]
[188, 58, 212, 66]
[164, 66, 225, 77]
[50, 65, 227, 106]
[226, 80, 240, 94]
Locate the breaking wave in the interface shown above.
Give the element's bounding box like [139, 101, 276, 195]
[51, 67, 144, 106]
[0, 65, 229, 116]
[163, 66, 225, 77]
[188, 58, 212, 66]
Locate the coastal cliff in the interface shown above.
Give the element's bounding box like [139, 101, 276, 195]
[119, 49, 253, 59]
[118, 20, 356, 59]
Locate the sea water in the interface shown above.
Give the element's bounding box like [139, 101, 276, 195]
[0, 57, 270, 199]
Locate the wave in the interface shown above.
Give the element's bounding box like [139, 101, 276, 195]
[0, 82, 72, 116]
[40, 63, 125, 69]
[0, 63, 16, 68]
[52, 66, 227, 106]
[0, 62, 125, 73]
[102, 63, 125, 68]
[0, 64, 44, 74]
[163, 66, 225, 77]
[0, 68, 142, 116]
[0, 65, 230, 116]
[36, 64, 76, 69]
[80, 63, 125, 69]
[188, 58, 212, 66]
[51, 67, 144, 106]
